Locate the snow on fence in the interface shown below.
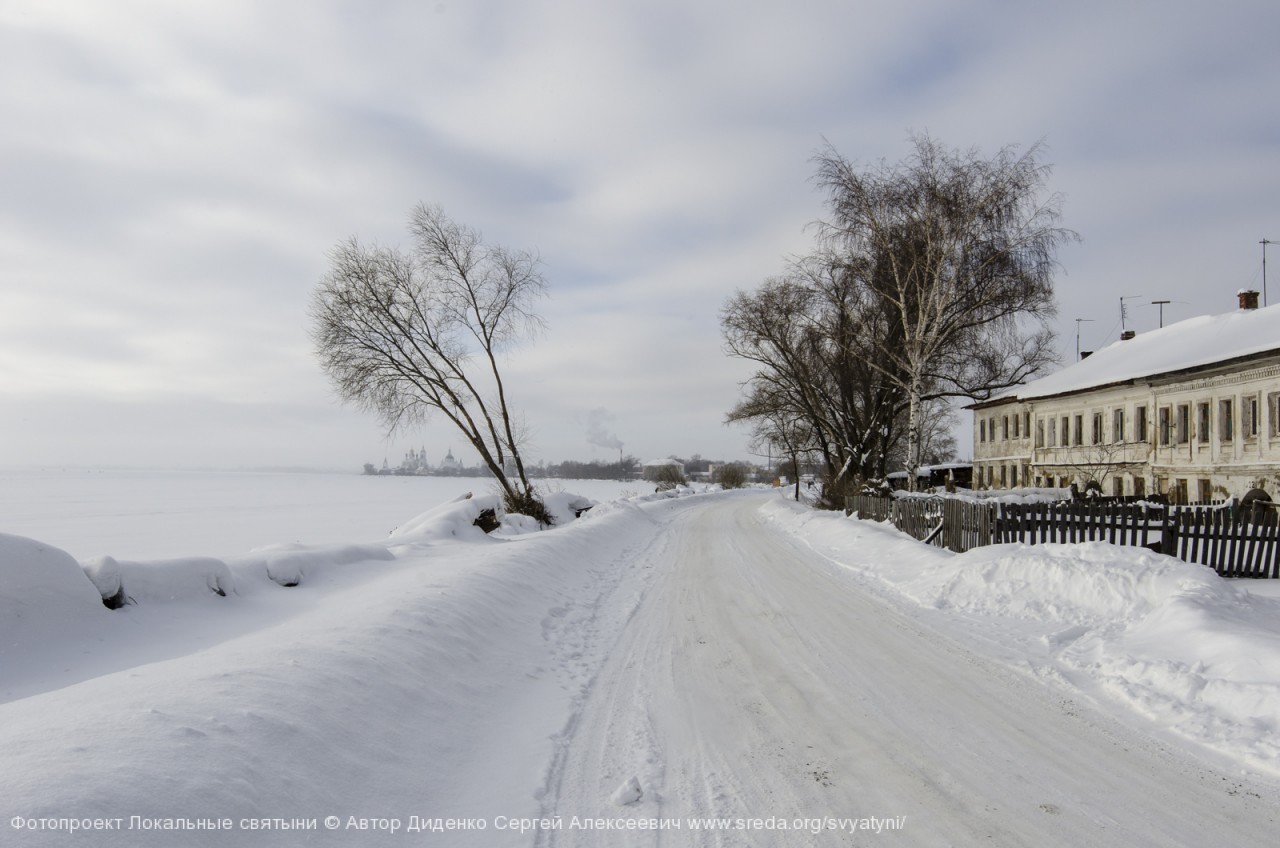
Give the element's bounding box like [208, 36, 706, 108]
[845, 495, 1280, 578]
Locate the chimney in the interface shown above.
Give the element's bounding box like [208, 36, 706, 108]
[1239, 289, 1260, 310]
[1080, 350, 1093, 360]
[1121, 330, 1136, 341]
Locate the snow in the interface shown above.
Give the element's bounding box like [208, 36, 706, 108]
[2, 475, 1279, 845]
[991, 302, 1280, 401]
[763, 498, 1280, 777]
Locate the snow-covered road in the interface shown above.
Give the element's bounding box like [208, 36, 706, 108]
[4, 488, 1278, 847]
[540, 494, 1277, 846]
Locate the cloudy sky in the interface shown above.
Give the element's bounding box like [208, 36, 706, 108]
[2, 0, 1277, 471]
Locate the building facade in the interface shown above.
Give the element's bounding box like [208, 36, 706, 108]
[971, 292, 1280, 502]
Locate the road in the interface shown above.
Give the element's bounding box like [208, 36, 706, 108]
[535, 494, 1277, 847]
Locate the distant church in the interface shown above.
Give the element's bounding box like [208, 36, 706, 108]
[399, 446, 430, 474]
[439, 448, 462, 472]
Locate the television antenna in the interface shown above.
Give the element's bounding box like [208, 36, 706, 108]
[1262, 239, 1274, 306]
[1149, 299, 1185, 328]
[1074, 317, 1095, 361]
[1119, 296, 1142, 331]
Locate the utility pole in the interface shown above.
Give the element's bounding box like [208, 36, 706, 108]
[1262, 239, 1274, 307]
[1074, 317, 1094, 361]
[1151, 299, 1171, 328]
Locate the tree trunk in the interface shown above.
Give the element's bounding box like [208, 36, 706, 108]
[905, 371, 923, 492]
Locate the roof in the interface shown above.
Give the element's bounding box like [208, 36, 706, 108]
[976, 303, 1280, 407]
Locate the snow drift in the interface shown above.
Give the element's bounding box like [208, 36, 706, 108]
[763, 498, 1280, 776]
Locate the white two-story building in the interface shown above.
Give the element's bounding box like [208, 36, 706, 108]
[971, 291, 1280, 503]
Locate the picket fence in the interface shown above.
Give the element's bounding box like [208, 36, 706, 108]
[845, 495, 1279, 578]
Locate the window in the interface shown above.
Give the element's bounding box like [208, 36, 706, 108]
[1271, 393, 1280, 436]
[1247, 396, 1260, 438]
[1002, 416, 1009, 440]
[980, 419, 986, 443]
[1037, 419, 1045, 447]
[1010, 465, 1018, 487]
[1091, 412, 1103, 445]
[1173, 479, 1188, 505]
[1198, 479, 1212, 503]
[1134, 476, 1146, 498]
[1048, 418, 1057, 446]
[1061, 416, 1069, 446]
[1073, 415, 1083, 446]
[1024, 412, 1031, 437]
[1113, 477, 1124, 497]
[1012, 414, 1019, 439]
[1113, 408, 1125, 443]
[1159, 407, 1171, 446]
[1000, 465, 1007, 487]
[1176, 404, 1190, 444]
[1136, 405, 1148, 443]
[1197, 402, 1210, 442]
[1220, 399, 1234, 442]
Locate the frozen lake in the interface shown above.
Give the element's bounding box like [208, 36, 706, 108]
[0, 469, 643, 561]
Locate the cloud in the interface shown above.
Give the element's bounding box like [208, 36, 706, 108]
[1, 0, 1278, 469]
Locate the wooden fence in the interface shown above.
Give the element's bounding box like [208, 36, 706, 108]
[846, 495, 991, 554]
[1162, 508, 1280, 578]
[994, 502, 1163, 548]
[845, 495, 1280, 577]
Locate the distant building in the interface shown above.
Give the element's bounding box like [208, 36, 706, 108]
[439, 449, 463, 472]
[398, 446, 430, 474]
[970, 291, 1280, 502]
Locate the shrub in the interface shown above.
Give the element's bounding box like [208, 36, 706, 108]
[714, 464, 748, 489]
[652, 464, 688, 491]
[817, 472, 859, 511]
[503, 489, 555, 528]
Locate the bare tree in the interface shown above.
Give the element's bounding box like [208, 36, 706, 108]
[721, 258, 908, 496]
[310, 203, 550, 522]
[814, 134, 1075, 487]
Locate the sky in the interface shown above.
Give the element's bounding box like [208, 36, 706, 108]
[2, 0, 1278, 472]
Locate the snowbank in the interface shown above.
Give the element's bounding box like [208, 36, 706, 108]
[762, 497, 1280, 777]
[0, 486, 720, 847]
[0, 533, 109, 649]
[232, 543, 396, 587]
[387, 491, 504, 546]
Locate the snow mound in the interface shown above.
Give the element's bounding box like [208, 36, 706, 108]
[234, 542, 395, 587]
[111, 556, 236, 603]
[543, 491, 597, 525]
[610, 775, 643, 805]
[81, 554, 124, 604]
[387, 492, 503, 547]
[906, 541, 1215, 626]
[0, 533, 107, 648]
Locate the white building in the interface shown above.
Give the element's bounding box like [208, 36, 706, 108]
[971, 291, 1280, 503]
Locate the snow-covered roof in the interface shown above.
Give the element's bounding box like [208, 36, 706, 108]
[982, 303, 1280, 406]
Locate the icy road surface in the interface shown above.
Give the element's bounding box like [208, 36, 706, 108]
[538, 494, 1277, 846]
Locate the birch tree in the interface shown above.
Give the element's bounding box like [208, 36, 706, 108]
[310, 203, 550, 522]
[814, 134, 1075, 487]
